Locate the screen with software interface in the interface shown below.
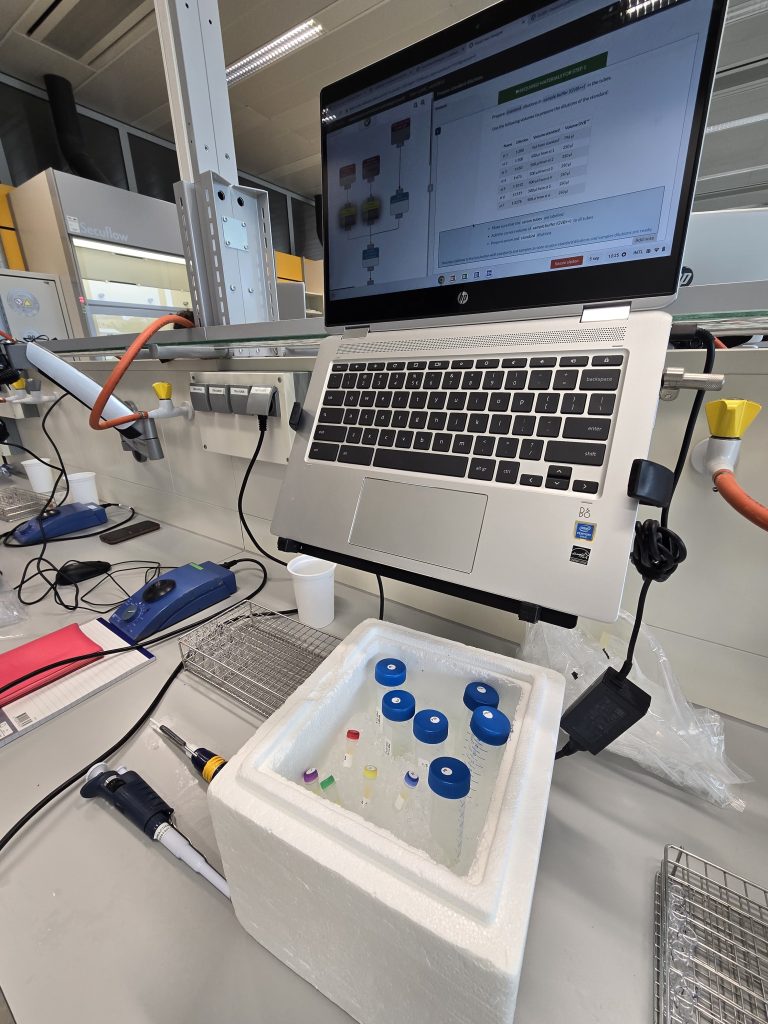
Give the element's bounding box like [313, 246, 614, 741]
[322, 0, 718, 309]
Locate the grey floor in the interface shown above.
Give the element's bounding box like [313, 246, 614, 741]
[0, 988, 13, 1023]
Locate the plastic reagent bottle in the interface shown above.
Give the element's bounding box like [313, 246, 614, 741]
[381, 689, 416, 759]
[361, 764, 378, 808]
[412, 709, 448, 772]
[466, 706, 512, 797]
[343, 728, 360, 768]
[374, 658, 407, 728]
[428, 756, 471, 868]
[394, 770, 419, 811]
[319, 774, 340, 803]
[302, 767, 321, 794]
[463, 681, 500, 718]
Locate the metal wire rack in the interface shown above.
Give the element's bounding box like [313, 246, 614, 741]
[655, 845, 768, 1024]
[0, 485, 46, 523]
[179, 601, 340, 720]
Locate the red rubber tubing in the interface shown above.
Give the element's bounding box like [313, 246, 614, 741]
[88, 314, 193, 430]
[713, 470, 768, 531]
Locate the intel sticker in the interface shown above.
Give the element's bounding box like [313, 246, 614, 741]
[574, 521, 596, 542]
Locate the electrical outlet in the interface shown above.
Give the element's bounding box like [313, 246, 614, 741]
[189, 370, 310, 465]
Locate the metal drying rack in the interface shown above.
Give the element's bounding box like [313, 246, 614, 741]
[655, 845, 768, 1024]
[0, 484, 46, 523]
[179, 601, 340, 720]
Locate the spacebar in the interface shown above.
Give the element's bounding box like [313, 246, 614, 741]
[373, 449, 468, 478]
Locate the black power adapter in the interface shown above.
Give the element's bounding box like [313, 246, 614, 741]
[556, 666, 651, 759]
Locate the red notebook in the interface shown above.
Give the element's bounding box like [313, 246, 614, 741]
[0, 623, 104, 708]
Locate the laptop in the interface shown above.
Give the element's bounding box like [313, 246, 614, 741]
[272, 0, 727, 626]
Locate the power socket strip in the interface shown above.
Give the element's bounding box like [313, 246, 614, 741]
[189, 370, 310, 465]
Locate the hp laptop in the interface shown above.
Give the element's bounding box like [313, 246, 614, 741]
[272, 0, 726, 625]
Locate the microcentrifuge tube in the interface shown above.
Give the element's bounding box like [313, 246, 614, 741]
[343, 728, 360, 769]
[302, 767, 321, 795]
[361, 764, 378, 808]
[320, 774, 340, 804]
[394, 770, 419, 811]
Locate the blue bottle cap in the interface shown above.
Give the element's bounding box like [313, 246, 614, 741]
[470, 706, 511, 746]
[375, 658, 407, 687]
[381, 689, 415, 722]
[413, 709, 448, 745]
[463, 681, 500, 712]
[403, 770, 419, 789]
[428, 757, 471, 799]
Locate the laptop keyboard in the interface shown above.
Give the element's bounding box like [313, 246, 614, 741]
[308, 353, 624, 494]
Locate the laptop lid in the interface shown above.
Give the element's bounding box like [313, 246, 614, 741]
[321, 0, 726, 329]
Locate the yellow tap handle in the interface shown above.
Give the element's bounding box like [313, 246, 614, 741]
[10, 378, 26, 390]
[152, 381, 173, 401]
[705, 399, 761, 439]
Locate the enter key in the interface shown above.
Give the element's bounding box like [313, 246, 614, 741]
[563, 417, 611, 441]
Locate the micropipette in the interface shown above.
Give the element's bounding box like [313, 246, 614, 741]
[151, 719, 227, 783]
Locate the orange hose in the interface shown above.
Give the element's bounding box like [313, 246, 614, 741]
[713, 470, 768, 531]
[714, 336, 727, 350]
[88, 314, 193, 430]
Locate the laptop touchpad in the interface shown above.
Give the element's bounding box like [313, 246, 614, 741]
[349, 477, 487, 573]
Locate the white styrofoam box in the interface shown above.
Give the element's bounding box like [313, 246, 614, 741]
[208, 619, 565, 1024]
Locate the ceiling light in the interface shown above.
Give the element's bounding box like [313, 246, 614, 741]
[226, 19, 324, 85]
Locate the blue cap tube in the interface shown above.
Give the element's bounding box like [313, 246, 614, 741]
[427, 757, 471, 869]
[463, 681, 500, 712]
[381, 690, 415, 759]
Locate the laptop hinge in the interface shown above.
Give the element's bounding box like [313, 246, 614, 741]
[581, 303, 631, 323]
[343, 325, 370, 337]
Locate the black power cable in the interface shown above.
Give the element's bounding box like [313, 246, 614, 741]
[40, 393, 70, 507]
[555, 329, 716, 761]
[616, 328, 715, 679]
[237, 417, 287, 568]
[375, 573, 385, 620]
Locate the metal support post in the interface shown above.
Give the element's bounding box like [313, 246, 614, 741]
[155, 0, 278, 328]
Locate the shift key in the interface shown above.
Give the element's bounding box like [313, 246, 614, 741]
[545, 440, 606, 466]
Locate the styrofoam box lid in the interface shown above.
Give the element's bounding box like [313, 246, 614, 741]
[211, 620, 564, 935]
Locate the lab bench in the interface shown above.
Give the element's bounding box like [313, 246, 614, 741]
[0, 522, 765, 1024]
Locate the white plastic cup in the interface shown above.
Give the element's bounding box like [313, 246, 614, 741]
[287, 555, 336, 628]
[21, 457, 53, 494]
[67, 471, 99, 504]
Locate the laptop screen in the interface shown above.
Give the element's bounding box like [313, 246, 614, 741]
[321, 0, 725, 327]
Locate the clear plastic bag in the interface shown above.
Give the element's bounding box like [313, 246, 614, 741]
[0, 578, 27, 634]
[522, 612, 751, 811]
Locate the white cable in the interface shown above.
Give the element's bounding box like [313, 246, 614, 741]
[154, 823, 231, 899]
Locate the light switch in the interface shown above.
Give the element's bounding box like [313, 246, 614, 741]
[208, 385, 231, 413]
[189, 384, 211, 412]
[229, 386, 251, 415]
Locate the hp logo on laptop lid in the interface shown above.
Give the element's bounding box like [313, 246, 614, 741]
[457, 290, 469, 305]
